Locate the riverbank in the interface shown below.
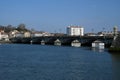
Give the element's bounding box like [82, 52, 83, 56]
[109, 47, 120, 53]
[109, 33, 120, 53]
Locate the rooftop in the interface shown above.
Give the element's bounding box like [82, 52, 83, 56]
[67, 26, 83, 28]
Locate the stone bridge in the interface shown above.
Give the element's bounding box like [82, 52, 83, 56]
[10, 36, 114, 47]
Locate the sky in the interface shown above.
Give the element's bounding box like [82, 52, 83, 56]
[0, 0, 120, 33]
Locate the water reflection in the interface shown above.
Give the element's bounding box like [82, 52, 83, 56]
[91, 47, 104, 52]
[111, 53, 120, 80]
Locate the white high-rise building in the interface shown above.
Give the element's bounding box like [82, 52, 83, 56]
[67, 26, 84, 36]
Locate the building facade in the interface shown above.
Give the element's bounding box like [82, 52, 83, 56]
[0, 30, 9, 41]
[24, 32, 31, 37]
[67, 26, 84, 36]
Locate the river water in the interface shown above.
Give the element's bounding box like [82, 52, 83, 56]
[0, 44, 120, 80]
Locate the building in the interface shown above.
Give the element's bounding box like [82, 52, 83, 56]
[24, 32, 31, 37]
[31, 31, 54, 37]
[85, 33, 97, 36]
[0, 30, 9, 41]
[15, 33, 24, 38]
[67, 26, 84, 36]
[97, 31, 114, 36]
[9, 30, 19, 38]
[97, 26, 119, 37]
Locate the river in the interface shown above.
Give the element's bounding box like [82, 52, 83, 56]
[0, 44, 120, 80]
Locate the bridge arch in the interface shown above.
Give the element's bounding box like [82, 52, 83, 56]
[71, 39, 81, 47]
[92, 40, 105, 49]
[41, 40, 45, 45]
[54, 39, 61, 46]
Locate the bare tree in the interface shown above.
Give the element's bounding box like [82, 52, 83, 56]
[17, 23, 28, 32]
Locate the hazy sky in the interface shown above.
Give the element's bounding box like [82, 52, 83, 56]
[0, 0, 120, 33]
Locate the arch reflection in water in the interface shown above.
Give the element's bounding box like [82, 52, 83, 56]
[91, 47, 104, 52]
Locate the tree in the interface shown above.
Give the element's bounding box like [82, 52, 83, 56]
[17, 24, 28, 32]
[3, 25, 16, 33]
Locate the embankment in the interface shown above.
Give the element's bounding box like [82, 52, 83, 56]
[109, 33, 120, 53]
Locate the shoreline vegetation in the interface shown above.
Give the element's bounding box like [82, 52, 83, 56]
[109, 47, 120, 53]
